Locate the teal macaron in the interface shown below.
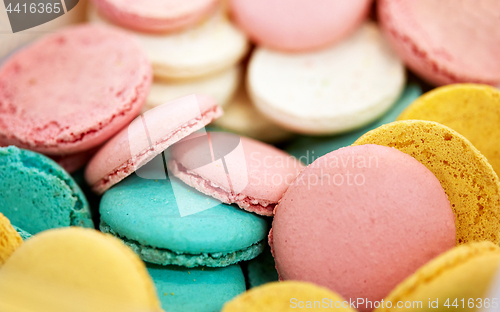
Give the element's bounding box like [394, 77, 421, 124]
[246, 245, 279, 288]
[286, 84, 422, 164]
[148, 264, 245, 312]
[0, 146, 93, 235]
[99, 171, 268, 267]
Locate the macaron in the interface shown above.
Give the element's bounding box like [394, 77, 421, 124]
[248, 22, 405, 135]
[286, 83, 422, 164]
[88, 4, 249, 80]
[168, 131, 304, 216]
[0, 227, 162, 312]
[246, 245, 279, 288]
[148, 264, 246, 312]
[90, 0, 218, 33]
[222, 281, 356, 312]
[99, 170, 268, 267]
[85, 94, 222, 194]
[353, 120, 500, 245]
[398, 84, 500, 177]
[229, 0, 372, 52]
[378, 0, 500, 86]
[50, 148, 99, 174]
[214, 84, 292, 143]
[270, 144, 456, 311]
[0, 24, 152, 155]
[143, 66, 241, 113]
[376, 242, 500, 312]
[0, 146, 93, 235]
[0, 212, 22, 266]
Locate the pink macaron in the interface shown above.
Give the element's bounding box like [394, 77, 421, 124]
[90, 0, 219, 33]
[270, 144, 455, 311]
[229, 0, 372, 52]
[378, 0, 500, 86]
[168, 132, 304, 216]
[85, 94, 222, 194]
[0, 24, 152, 156]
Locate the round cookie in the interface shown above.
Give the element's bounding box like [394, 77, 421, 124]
[378, 0, 500, 86]
[143, 66, 241, 113]
[148, 264, 245, 312]
[270, 145, 456, 311]
[91, 0, 218, 33]
[0, 227, 161, 312]
[85, 94, 222, 194]
[88, 4, 249, 80]
[222, 281, 356, 312]
[0, 213, 22, 266]
[168, 132, 304, 216]
[229, 0, 371, 52]
[0, 24, 151, 155]
[353, 120, 500, 245]
[286, 84, 422, 164]
[376, 242, 500, 312]
[398, 84, 500, 177]
[0, 146, 93, 235]
[99, 171, 268, 267]
[248, 23, 405, 135]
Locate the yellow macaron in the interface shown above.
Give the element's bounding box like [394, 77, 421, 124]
[353, 120, 500, 245]
[0, 212, 22, 266]
[222, 281, 356, 312]
[376, 242, 500, 312]
[398, 84, 500, 177]
[0, 227, 162, 312]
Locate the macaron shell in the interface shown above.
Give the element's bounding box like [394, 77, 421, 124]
[376, 242, 500, 312]
[353, 120, 500, 245]
[398, 84, 500, 177]
[0, 213, 22, 266]
[248, 22, 405, 135]
[0, 24, 152, 155]
[0, 227, 161, 312]
[222, 281, 356, 312]
[229, 0, 372, 52]
[378, 0, 500, 86]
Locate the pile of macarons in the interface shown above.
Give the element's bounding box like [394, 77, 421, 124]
[1, 0, 500, 311]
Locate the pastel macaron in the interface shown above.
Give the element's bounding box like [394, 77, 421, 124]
[148, 264, 245, 312]
[248, 22, 405, 135]
[377, 242, 500, 312]
[85, 94, 222, 194]
[271, 144, 455, 311]
[230, 0, 372, 52]
[90, 0, 218, 33]
[0, 213, 22, 266]
[168, 131, 304, 216]
[222, 281, 356, 312]
[398, 84, 500, 177]
[0, 24, 152, 155]
[0, 146, 93, 235]
[353, 120, 500, 245]
[99, 170, 268, 267]
[0, 227, 162, 312]
[378, 0, 500, 86]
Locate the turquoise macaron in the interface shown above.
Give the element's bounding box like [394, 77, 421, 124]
[148, 264, 245, 312]
[246, 245, 279, 288]
[286, 84, 422, 164]
[0, 146, 93, 235]
[99, 169, 268, 267]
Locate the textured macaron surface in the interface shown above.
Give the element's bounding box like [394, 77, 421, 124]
[271, 144, 455, 310]
[0, 24, 152, 154]
[0, 212, 22, 266]
[0, 146, 93, 235]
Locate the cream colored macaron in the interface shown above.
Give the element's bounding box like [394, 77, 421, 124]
[248, 22, 405, 135]
[88, 3, 249, 80]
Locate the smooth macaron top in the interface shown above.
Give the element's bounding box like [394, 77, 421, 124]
[0, 24, 152, 155]
[100, 173, 268, 254]
[379, 0, 500, 86]
[0, 146, 92, 235]
[271, 144, 455, 311]
[230, 0, 371, 52]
